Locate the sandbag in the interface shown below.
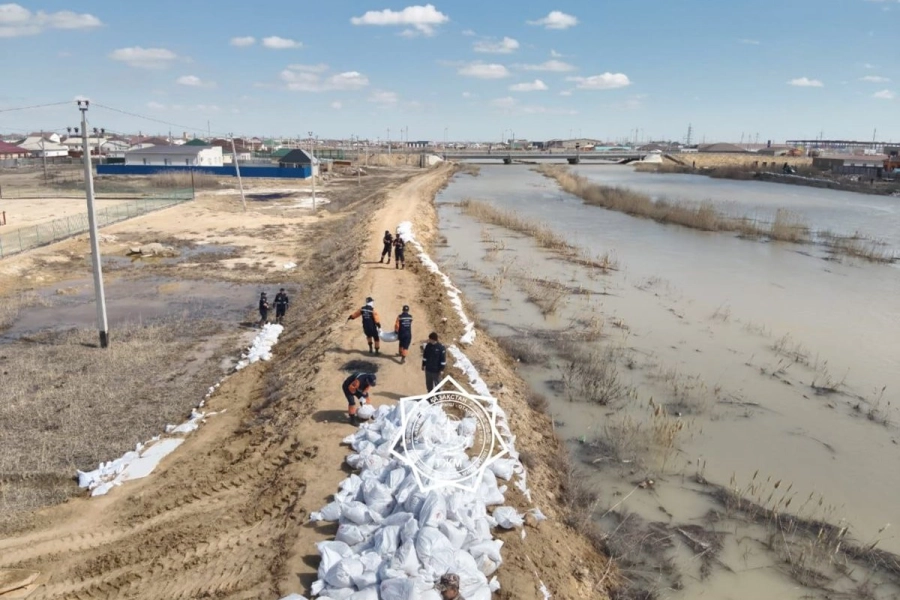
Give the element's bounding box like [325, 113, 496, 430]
[357, 404, 376, 421]
[418, 491, 447, 528]
[379, 330, 399, 342]
[325, 557, 364, 588]
[492, 506, 524, 529]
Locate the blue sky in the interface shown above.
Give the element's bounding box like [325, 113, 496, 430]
[1, 0, 899, 143]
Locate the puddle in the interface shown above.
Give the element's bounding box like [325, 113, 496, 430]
[1, 277, 272, 342]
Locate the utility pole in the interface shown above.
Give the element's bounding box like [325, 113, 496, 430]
[77, 100, 110, 348]
[356, 135, 361, 186]
[40, 131, 47, 181]
[230, 134, 247, 211]
[685, 123, 693, 146]
[308, 130, 316, 211]
[387, 127, 391, 156]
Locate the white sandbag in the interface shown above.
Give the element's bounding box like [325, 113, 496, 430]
[439, 520, 468, 549]
[488, 458, 517, 481]
[415, 527, 457, 573]
[468, 539, 503, 565]
[325, 557, 365, 588]
[390, 541, 420, 576]
[317, 589, 355, 600]
[492, 506, 524, 529]
[349, 587, 379, 600]
[475, 553, 499, 576]
[489, 576, 501, 592]
[341, 501, 373, 525]
[311, 500, 342, 522]
[380, 578, 416, 600]
[478, 469, 505, 506]
[418, 491, 447, 528]
[317, 541, 354, 578]
[385, 467, 406, 491]
[379, 330, 399, 342]
[371, 524, 401, 557]
[336, 522, 371, 547]
[362, 479, 395, 516]
[357, 404, 376, 420]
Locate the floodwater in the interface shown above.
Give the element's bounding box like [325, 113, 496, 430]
[434, 165, 900, 599]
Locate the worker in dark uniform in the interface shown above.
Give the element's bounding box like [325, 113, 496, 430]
[393, 233, 406, 269]
[273, 288, 289, 324]
[394, 305, 413, 363]
[258, 292, 269, 327]
[348, 296, 382, 354]
[380, 230, 393, 264]
[422, 331, 446, 391]
[437, 573, 463, 599]
[342, 372, 376, 426]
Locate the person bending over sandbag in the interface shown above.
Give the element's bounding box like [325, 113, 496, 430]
[394, 305, 413, 364]
[342, 372, 376, 426]
[348, 296, 382, 354]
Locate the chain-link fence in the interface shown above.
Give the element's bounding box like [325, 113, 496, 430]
[0, 190, 192, 258]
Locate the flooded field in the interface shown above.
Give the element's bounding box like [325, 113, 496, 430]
[435, 165, 900, 599]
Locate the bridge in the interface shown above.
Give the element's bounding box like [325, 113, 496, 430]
[436, 151, 644, 164]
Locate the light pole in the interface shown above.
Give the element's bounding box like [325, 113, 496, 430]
[356, 135, 361, 186]
[77, 100, 110, 348]
[387, 127, 391, 156]
[308, 130, 316, 211]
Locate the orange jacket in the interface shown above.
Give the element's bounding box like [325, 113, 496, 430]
[349, 306, 380, 327]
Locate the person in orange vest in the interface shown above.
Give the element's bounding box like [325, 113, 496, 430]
[347, 296, 382, 354]
[342, 372, 376, 426]
[394, 305, 413, 363]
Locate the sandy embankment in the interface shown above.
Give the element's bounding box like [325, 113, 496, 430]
[669, 152, 812, 168]
[0, 165, 611, 599]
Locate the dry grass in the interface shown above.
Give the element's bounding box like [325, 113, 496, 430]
[459, 163, 481, 177]
[0, 291, 52, 332]
[559, 345, 625, 405]
[149, 171, 223, 189]
[828, 234, 897, 263]
[460, 198, 618, 272]
[495, 335, 550, 366]
[0, 319, 228, 532]
[518, 276, 569, 316]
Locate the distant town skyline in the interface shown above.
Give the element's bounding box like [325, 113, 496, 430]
[1, 1, 898, 142]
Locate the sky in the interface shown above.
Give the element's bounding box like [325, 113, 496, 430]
[1, 0, 899, 143]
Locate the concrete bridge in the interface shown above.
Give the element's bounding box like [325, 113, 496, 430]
[435, 151, 644, 164]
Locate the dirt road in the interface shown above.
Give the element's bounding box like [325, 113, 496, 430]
[0, 164, 610, 599]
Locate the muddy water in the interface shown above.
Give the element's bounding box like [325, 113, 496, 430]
[434, 166, 900, 599]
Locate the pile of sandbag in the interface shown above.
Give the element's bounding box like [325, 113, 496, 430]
[309, 402, 528, 600]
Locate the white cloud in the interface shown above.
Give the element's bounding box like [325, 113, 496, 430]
[550, 49, 563, 57]
[738, 38, 760, 45]
[559, 90, 572, 96]
[863, 63, 877, 69]
[873, 89, 896, 100]
[287, 63, 329, 73]
[490, 96, 517, 109]
[280, 66, 369, 92]
[109, 47, 178, 69]
[176, 75, 215, 88]
[461, 91, 473, 98]
[787, 77, 823, 87]
[473, 36, 519, 54]
[461, 28, 475, 36]
[370, 90, 400, 105]
[263, 36, 301, 49]
[331, 101, 343, 109]
[0, 4, 102, 37]
[350, 4, 449, 36]
[146, 101, 166, 110]
[527, 10, 578, 30]
[510, 79, 548, 92]
[566, 72, 631, 90]
[458, 62, 509, 79]
[230, 36, 255, 47]
[861, 75, 890, 83]
[517, 59, 576, 72]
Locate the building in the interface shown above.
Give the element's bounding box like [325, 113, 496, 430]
[278, 149, 319, 175]
[16, 136, 70, 157]
[812, 154, 886, 177]
[0, 140, 31, 159]
[124, 145, 224, 167]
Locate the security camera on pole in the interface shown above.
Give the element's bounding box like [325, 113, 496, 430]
[77, 99, 110, 348]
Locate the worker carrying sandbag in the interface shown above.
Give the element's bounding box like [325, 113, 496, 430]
[380, 230, 393, 264]
[348, 296, 381, 354]
[394, 305, 413, 363]
[342, 372, 376, 426]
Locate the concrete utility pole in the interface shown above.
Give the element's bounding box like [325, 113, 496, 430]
[308, 130, 316, 211]
[356, 135, 361, 186]
[40, 131, 47, 181]
[230, 134, 247, 211]
[77, 100, 110, 348]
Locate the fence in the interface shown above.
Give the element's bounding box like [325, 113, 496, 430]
[97, 164, 312, 179]
[0, 190, 192, 258]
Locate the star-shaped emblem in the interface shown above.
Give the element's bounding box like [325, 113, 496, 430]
[389, 375, 510, 493]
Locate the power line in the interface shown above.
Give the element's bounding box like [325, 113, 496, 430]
[91, 102, 229, 137]
[0, 101, 71, 113]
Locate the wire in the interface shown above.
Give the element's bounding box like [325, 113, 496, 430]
[0, 101, 72, 114]
[91, 102, 229, 137]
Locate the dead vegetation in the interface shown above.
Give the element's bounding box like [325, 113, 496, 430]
[0, 319, 231, 533]
[460, 198, 619, 271]
[537, 165, 897, 262]
[559, 345, 627, 405]
[0, 291, 52, 332]
[148, 171, 224, 189]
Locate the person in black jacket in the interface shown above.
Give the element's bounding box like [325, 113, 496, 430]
[393, 234, 406, 269]
[380, 230, 393, 264]
[394, 305, 413, 364]
[342, 372, 376, 426]
[273, 288, 289, 324]
[422, 331, 446, 391]
[258, 292, 269, 327]
[348, 297, 382, 354]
